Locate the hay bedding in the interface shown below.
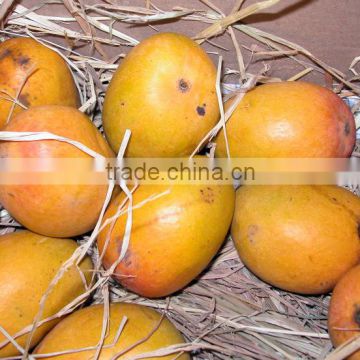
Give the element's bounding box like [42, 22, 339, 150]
[0, 0, 359, 359]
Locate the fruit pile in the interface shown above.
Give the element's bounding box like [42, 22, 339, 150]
[0, 33, 359, 359]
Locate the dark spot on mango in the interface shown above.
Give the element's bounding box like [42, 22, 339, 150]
[0, 49, 12, 61]
[248, 224, 259, 244]
[19, 93, 30, 107]
[17, 56, 30, 66]
[7, 192, 15, 198]
[344, 122, 352, 136]
[122, 249, 133, 268]
[196, 106, 206, 116]
[178, 79, 190, 93]
[358, 223, 360, 238]
[120, 102, 125, 106]
[354, 305, 360, 326]
[200, 187, 214, 204]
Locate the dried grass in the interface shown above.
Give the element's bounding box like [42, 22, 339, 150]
[0, 0, 359, 359]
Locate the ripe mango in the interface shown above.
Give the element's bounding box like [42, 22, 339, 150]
[0, 105, 114, 237]
[0, 37, 79, 129]
[231, 185, 360, 294]
[103, 32, 219, 156]
[97, 184, 235, 297]
[216, 82, 356, 157]
[328, 264, 360, 360]
[0, 230, 92, 357]
[34, 302, 190, 359]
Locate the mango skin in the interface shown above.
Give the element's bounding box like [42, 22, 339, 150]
[34, 302, 190, 360]
[0, 230, 93, 357]
[97, 184, 235, 298]
[328, 265, 360, 360]
[0, 37, 79, 129]
[216, 82, 356, 157]
[231, 185, 360, 294]
[103, 32, 219, 156]
[0, 105, 114, 237]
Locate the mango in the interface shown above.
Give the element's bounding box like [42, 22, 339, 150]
[0, 230, 92, 357]
[0, 105, 114, 237]
[0, 37, 79, 129]
[328, 264, 360, 360]
[216, 82, 356, 157]
[97, 184, 235, 297]
[231, 185, 360, 294]
[103, 32, 219, 156]
[34, 302, 190, 359]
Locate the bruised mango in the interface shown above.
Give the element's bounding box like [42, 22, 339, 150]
[0, 37, 79, 129]
[103, 32, 219, 156]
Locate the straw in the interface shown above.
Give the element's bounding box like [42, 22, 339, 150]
[0, 1, 359, 359]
